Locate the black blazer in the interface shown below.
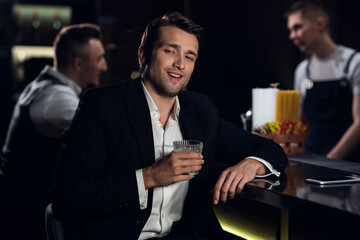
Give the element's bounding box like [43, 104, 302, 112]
[53, 78, 287, 240]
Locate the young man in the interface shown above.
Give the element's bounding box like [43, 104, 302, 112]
[52, 12, 287, 239]
[286, 1, 360, 161]
[0, 23, 107, 240]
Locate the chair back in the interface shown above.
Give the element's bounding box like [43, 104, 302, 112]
[45, 203, 65, 240]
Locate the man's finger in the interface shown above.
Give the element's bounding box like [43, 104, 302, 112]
[219, 172, 237, 203]
[228, 174, 243, 199]
[173, 174, 195, 183]
[179, 165, 203, 175]
[174, 151, 203, 159]
[213, 171, 229, 205]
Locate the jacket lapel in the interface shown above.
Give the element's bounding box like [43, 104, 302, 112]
[124, 78, 155, 168]
[178, 93, 203, 141]
[178, 93, 205, 192]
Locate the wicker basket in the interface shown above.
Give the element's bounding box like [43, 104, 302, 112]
[259, 133, 306, 155]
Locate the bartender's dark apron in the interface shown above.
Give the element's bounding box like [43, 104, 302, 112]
[303, 51, 360, 161]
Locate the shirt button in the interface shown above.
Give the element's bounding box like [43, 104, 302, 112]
[152, 112, 159, 118]
[161, 213, 165, 218]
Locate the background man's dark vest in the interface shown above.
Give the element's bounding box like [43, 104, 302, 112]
[2, 70, 66, 210]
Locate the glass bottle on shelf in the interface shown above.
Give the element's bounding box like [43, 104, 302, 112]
[51, 11, 62, 41]
[31, 11, 41, 45]
[13, 9, 23, 44]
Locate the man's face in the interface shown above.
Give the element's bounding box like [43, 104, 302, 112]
[142, 26, 199, 98]
[79, 38, 108, 88]
[287, 11, 318, 52]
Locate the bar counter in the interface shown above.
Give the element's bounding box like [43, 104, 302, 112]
[213, 154, 360, 240]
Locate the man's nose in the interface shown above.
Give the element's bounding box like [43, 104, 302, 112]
[101, 59, 108, 72]
[174, 55, 185, 70]
[289, 31, 295, 40]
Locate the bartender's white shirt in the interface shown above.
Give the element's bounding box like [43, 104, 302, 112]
[136, 81, 280, 239]
[294, 46, 360, 102]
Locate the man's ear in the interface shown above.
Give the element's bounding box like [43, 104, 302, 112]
[138, 47, 146, 65]
[72, 57, 83, 72]
[315, 16, 327, 32]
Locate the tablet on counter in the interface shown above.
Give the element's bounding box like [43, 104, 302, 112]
[305, 176, 360, 185]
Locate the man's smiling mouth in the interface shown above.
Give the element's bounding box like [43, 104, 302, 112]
[168, 72, 181, 78]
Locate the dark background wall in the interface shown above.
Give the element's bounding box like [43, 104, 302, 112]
[1, 0, 360, 146]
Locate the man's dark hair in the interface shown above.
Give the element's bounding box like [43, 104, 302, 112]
[54, 23, 101, 70]
[284, 1, 329, 30]
[138, 11, 204, 74]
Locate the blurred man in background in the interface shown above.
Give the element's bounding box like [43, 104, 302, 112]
[286, 0, 360, 161]
[0, 23, 107, 240]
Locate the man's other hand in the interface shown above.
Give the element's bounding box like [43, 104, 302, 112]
[212, 158, 266, 205]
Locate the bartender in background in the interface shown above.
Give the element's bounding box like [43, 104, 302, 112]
[285, 0, 360, 161]
[0, 23, 107, 240]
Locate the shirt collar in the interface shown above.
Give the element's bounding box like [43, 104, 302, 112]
[43, 65, 83, 96]
[141, 80, 180, 121]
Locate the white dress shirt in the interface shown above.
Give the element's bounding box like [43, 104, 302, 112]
[137, 81, 187, 239]
[136, 81, 280, 239]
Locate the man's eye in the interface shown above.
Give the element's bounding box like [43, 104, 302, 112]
[186, 56, 195, 62]
[165, 49, 174, 54]
[293, 24, 302, 31]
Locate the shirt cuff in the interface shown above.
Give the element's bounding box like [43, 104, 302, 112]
[247, 156, 281, 177]
[135, 169, 148, 210]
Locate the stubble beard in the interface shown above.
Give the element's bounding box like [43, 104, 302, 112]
[145, 68, 186, 98]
